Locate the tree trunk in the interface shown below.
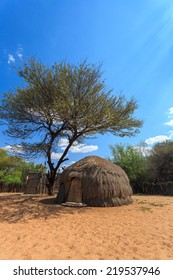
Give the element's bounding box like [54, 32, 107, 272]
[46, 173, 55, 195]
[47, 182, 54, 195]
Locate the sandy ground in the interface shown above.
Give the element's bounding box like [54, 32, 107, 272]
[0, 193, 173, 260]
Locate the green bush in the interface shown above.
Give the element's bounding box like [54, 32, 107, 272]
[0, 148, 46, 185]
[108, 143, 148, 192]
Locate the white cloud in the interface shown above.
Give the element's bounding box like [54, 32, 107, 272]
[58, 138, 69, 147]
[165, 119, 173, 127]
[70, 143, 98, 153]
[8, 54, 15, 64]
[58, 138, 98, 153]
[51, 152, 63, 160]
[168, 107, 173, 115]
[3, 145, 23, 154]
[145, 135, 171, 145]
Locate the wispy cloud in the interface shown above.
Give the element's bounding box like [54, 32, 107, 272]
[168, 107, 173, 115]
[7, 45, 23, 64]
[16, 47, 23, 59]
[145, 135, 171, 145]
[168, 130, 173, 138]
[165, 107, 173, 126]
[146, 107, 173, 145]
[8, 54, 15, 64]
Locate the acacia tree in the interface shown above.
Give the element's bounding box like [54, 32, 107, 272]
[0, 58, 143, 194]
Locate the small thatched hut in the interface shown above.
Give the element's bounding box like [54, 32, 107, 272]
[25, 172, 60, 194]
[56, 156, 133, 206]
[25, 172, 46, 194]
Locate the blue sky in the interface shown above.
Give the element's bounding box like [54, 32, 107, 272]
[1, 0, 173, 166]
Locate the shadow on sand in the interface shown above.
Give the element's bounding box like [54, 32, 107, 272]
[0, 194, 88, 224]
[39, 197, 57, 205]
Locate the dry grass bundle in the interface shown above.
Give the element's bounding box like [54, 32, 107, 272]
[57, 156, 133, 206]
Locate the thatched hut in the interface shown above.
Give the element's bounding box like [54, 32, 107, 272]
[56, 156, 133, 206]
[25, 172, 46, 194]
[25, 172, 60, 194]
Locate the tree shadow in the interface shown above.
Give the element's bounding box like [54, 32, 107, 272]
[0, 194, 89, 224]
[39, 197, 57, 205]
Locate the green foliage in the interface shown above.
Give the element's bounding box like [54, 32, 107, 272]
[108, 143, 148, 187]
[0, 58, 142, 194]
[108, 140, 173, 194]
[147, 140, 173, 182]
[0, 148, 21, 183]
[20, 161, 45, 183]
[0, 148, 45, 184]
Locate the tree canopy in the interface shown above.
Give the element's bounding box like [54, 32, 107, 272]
[108, 140, 173, 194]
[0, 58, 143, 194]
[0, 148, 21, 183]
[147, 140, 173, 182]
[0, 148, 43, 184]
[108, 143, 148, 191]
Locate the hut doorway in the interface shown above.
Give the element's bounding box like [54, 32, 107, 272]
[67, 178, 82, 203]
